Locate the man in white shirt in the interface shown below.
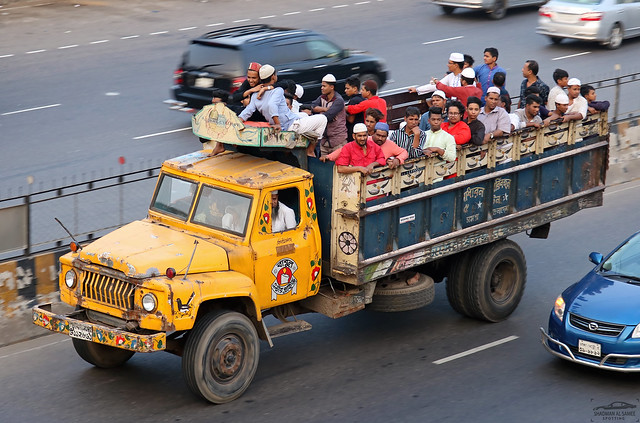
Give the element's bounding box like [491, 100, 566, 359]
[566, 78, 588, 120]
[271, 191, 296, 232]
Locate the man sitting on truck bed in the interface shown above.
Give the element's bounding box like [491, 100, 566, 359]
[335, 123, 385, 175]
[238, 64, 328, 157]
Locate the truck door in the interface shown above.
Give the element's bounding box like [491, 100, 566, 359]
[252, 185, 321, 307]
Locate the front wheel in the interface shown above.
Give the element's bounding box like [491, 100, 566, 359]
[465, 240, 526, 322]
[606, 24, 623, 50]
[488, 0, 506, 19]
[182, 310, 260, 404]
[550, 36, 563, 45]
[72, 338, 135, 368]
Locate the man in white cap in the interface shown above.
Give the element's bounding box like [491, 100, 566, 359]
[566, 78, 588, 120]
[544, 92, 584, 124]
[238, 64, 327, 157]
[335, 123, 385, 175]
[311, 74, 348, 155]
[434, 67, 482, 108]
[409, 52, 465, 95]
[292, 84, 304, 113]
[419, 90, 448, 131]
[271, 190, 296, 232]
[478, 86, 511, 143]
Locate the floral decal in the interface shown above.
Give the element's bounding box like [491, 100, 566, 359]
[310, 257, 321, 293]
[305, 186, 317, 222]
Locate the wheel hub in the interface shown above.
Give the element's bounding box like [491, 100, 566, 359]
[212, 335, 243, 380]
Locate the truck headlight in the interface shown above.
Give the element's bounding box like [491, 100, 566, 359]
[64, 270, 77, 288]
[553, 295, 565, 321]
[142, 293, 157, 312]
[632, 324, 640, 339]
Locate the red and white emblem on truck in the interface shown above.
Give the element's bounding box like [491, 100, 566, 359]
[271, 258, 298, 301]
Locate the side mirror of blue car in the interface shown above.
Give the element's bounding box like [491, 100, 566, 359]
[589, 252, 603, 265]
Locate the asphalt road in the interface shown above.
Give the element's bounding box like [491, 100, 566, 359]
[2, 180, 640, 422]
[2, 1, 640, 422]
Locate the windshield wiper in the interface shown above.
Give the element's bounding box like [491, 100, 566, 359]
[603, 272, 640, 283]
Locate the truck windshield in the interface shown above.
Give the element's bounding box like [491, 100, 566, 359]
[192, 184, 252, 236]
[150, 174, 198, 220]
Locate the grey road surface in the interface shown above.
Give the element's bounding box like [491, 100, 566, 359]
[2, 180, 640, 422]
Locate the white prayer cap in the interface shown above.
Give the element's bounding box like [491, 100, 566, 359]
[353, 123, 367, 134]
[567, 78, 581, 86]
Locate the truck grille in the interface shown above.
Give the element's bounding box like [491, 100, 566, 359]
[81, 271, 135, 310]
[569, 313, 625, 337]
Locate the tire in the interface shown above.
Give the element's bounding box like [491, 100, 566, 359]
[464, 240, 526, 322]
[606, 24, 623, 50]
[446, 250, 473, 317]
[72, 338, 135, 368]
[441, 5, 455, 14]
[550, 37, 563, 45]
[368, 273, 435, 312]
[182, 310, 260, 404]
[488, 0, 506, 19]
[359, 73, 381, 89]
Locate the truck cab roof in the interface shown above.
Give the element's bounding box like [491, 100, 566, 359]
[163, 150, 311, 190]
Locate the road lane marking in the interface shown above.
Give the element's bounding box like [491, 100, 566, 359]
[0, 54, 14, 58]
[260, 15, 276, 19]
[233, 18, 250, 23]
[150, 31, 168, 35]
[2, 103, 61, 116]
[355, 1, 371, 4]
[26, 49, 46, 54]
[552, 51, 591, 61]
[58, 44, 78, 50]
[121, 35, 140, 39]
[0, 2, 52, 11]
[0, 338, 69, 360]
[333, 4, 349, 8]
[90, 40, 109, 44]
[422, 36, 464, 45]
[433, 335, 519, 364]
[133, 127, 191, 140]
[206, 22, 224, 27]
[284, 11, 301, 15]
[310, 8, 326, 11]
[179, 26, 197, 31]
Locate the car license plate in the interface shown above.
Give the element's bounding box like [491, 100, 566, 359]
[578, 339, 601, 357]
[195, 77, 214, 88]
[69, 322, 93, 341]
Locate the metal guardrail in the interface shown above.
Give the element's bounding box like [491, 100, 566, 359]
[1, 72, 639, 262]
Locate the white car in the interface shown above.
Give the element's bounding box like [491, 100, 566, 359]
[537, 0, 640, 49]
[433, 0, 544, 19]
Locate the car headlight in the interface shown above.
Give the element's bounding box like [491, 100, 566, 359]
[632, 324, 640, 339]
[64, 270, 77, 288]
[554, 295, 565, 321]
[142, 293, 157, 312]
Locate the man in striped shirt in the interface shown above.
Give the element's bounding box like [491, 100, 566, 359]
[389, 106, 426, 159]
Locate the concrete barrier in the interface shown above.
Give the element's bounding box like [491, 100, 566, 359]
[1, 122, 639, 347]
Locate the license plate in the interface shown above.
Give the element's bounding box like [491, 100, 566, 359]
[195, 77, 214, 88]
[69, 322, 93, 341]
[578, 339, 601, 357]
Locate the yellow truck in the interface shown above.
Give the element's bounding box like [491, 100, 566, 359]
[33, 100, 609, 404]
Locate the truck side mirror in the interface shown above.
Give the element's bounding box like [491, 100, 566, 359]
[588, 252, 603, 265]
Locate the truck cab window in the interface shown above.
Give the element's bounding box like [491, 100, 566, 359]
[150, 174, 198, 220]
[270, 188, 299, 233]
[192, 185, 253, 236]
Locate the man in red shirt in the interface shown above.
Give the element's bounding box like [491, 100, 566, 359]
[435, 68, 482, 107]
[346, 80, 387, 122]
[336, 123, 386, 175]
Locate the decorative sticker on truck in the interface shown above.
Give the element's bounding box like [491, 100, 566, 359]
[271, 258, 298, 301]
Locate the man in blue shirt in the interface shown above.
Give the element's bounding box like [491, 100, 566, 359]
[239, 64, 327, 156]
[474, 47, 506, 103]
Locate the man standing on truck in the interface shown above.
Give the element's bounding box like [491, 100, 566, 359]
[312, 74, 348, 156]
[335, 123, 385, 175]
[474, 47, 506, 103]
[238, 64, 328, 157]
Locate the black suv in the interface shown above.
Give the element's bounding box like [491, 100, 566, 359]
[170, 25, 388, 109]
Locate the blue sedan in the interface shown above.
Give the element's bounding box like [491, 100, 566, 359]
[541, 230, 640, 371]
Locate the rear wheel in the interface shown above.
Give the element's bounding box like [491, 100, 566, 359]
[182, 310, 260, 404]
[72, 338, 135, 368]
[464, 240, 527, 322]
[606, 24, 623, 50]
[446, 250, 473, 317]
[488, 0, 507, 19]
[441, 5, 456, 14]
[550, 36, 563, 45]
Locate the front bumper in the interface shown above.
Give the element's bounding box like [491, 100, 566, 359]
[540, 327, 640, 372]
[33, 303, 166, 353]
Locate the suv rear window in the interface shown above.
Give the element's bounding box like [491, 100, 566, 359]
[186, 43, 244, 75]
